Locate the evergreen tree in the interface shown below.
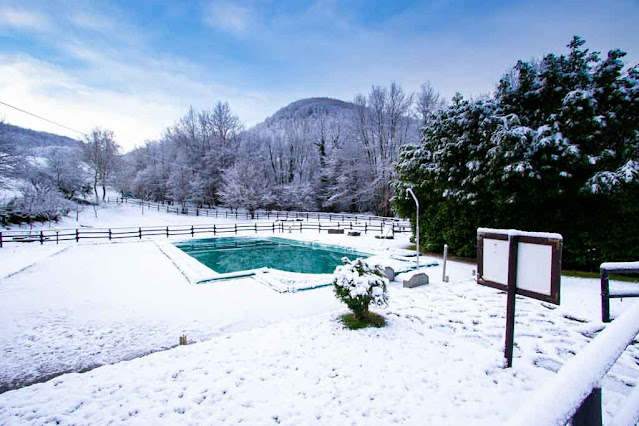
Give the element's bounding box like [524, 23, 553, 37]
[393, 37, 639, 269]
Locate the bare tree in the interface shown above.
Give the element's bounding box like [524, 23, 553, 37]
[0, 119, 19, 188]
[82, 128, 121, 202]
[350, 82, 418, 215]
[218, 157, 273, 218]
[416, 82, 445, 126]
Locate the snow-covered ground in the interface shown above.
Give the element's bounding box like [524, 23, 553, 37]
[1, 202, 638, 424]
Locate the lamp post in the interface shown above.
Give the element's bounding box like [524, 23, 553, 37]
[406, 188, 419, 268]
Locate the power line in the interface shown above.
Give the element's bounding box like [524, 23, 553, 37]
[0, 100, 86, 137]
[0, 99, 207, 176]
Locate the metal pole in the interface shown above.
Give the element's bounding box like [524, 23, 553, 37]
[442, 244, 448, 282]
[504, 234, 519, 368]
[601, 269, 610, 323]
[406, 188, 420, 268]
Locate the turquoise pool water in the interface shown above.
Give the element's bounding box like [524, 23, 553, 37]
[174, 237, 369, 275]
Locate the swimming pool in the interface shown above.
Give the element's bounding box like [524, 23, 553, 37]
[174, 237, 370, 276]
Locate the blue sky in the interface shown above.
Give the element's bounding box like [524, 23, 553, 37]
[0, 0, 637, 151]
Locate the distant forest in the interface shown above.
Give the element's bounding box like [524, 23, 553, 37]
[1, 36, 637, 270]
[116, 84, 440, 217]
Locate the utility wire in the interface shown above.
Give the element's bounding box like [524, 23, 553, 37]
[0, 99, 208, 176]
[0, 100, 86, 136]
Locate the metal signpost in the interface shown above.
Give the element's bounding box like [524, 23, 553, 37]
[476, 228, 562, 367]
[406, 188, 419, 268]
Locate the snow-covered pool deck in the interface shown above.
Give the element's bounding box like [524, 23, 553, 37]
[158, 236, 424, 292]
[1, 203, 638, 424]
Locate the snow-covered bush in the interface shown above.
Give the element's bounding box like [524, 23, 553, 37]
[333, 257, 389, 321]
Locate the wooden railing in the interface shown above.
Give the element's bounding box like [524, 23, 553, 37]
[510, 301, 639, 426]
[107, 197, 411, 226]
[0, 220, 409, 247]
[600, 261, 639, 322]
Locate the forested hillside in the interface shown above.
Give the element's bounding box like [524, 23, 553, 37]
[0, 122, 119, 224]
[118, 83, 439, 216]
[0, 123, 80, 149]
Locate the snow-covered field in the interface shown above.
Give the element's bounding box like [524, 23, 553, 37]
[1, 203, 638, 424]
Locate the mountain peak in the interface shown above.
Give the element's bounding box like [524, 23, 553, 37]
[265, 97, 357, 124]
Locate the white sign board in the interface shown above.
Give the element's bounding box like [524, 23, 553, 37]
[482, 238, 509, 285]
[476, 228, 562, 305]
[516, 242, 553, 296]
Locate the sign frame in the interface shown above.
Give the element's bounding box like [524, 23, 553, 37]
[477, 231, 562, 305]
[476, 228, 563, 367]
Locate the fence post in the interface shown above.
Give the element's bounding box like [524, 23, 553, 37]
[365, 223, 368, 234]
[272, 223, 275, 233]
[235, 224, 237, 234]
[166, 226, 169, 237]
[213, 225, 216, 235]
[601, 269, 610, 323]
[76, 229, 79, 242]
[109, 229, 112, 241]
[319, 223, 321, 233]
[572, 388, 602, 426]
[191, 226, 194, 237]
[0, 231, 3, 248]
[196, 208, 199, 216]
[139, 227, 142, 239]
[330, 214, 332, 221]
[40, 230, 44, 245]
[350, 222, 353, 230]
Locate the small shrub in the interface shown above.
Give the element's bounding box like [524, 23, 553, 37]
[340, 312, 386, 330]
[333, 257, 389, 326]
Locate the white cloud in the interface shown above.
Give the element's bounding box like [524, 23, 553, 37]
[0, 6, 51, 31]
[0, 53, 279, 152]
[0, 3, 280, 151]
[203, 1, 252, 37]
[68, 11, 117, 33]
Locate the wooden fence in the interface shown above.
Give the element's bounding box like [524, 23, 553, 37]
[0, 220, 410, 247]
[107, 197, 411, 226]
